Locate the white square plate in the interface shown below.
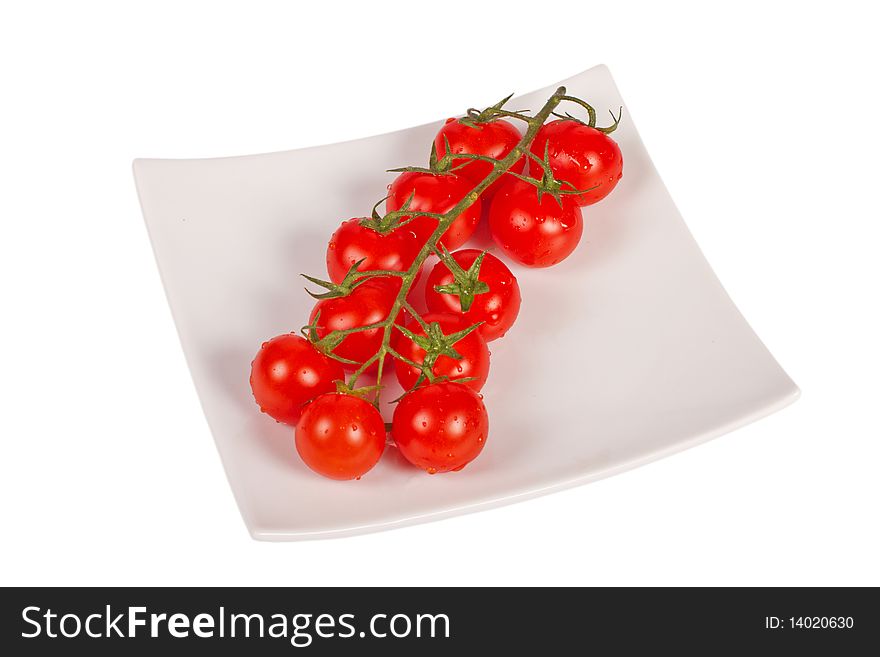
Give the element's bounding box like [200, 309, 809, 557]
[134, 65, 798, 540]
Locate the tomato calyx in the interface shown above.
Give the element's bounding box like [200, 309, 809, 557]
[302, 259, 367, 299]
[301, 311, 361, 365]
[512, 141, 601, 206]
[387, 139, 460, 177]
[551, 96, 623, 135]
[301, 310, 374, 367]
[393, 317, 483, 389]
[362, 192, 424, 234]
[364, 182, 450, 237]
[302, 258, 403, 300]
[432, 245, 490, 312]
[458, 92, 532, 129]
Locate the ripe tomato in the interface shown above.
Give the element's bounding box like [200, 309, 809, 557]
[425, 249, 521, 342]
[295, 393, 386, 480]
[309, 278, 398, 368]
[326, 218, 420, 284]
[392, 312, 489, 393]
[433, 118, 525, 198]
[386, 171, 480, 250]
[250, 334, 344, 425]
[529, 120, 623, 206]
[392, 382, 489, 474]
[488, 178, 583, 267]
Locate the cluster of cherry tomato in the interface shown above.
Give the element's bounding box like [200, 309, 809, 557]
[250, 91, 623, 481]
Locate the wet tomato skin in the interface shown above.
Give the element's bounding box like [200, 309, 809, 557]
[326, 218, 420, 284]
[425, 249, 521, 341]
[308, 278, 398, 369]
[250, 334, 344, 425]
[433, 117, 525, 198]
[529, 120, 623, 206]
[488, 178, 583, 267]
[295, 393, 386, 480]
[392, 382, 489, 474]
[386, 171, 481, 250]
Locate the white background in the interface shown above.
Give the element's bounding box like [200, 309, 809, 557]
[1, 1, 878, 586]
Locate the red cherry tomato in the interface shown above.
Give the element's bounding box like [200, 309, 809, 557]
[309, 278, 398, 368]
[295, 393, 386, 480]
[529, 120, 623, 206]
[386, 171, 480, 250]
[434, 118, 525, 198]
[392, 382, 489, 474]
[250, 334, 344, 425]
[424, 249, 521, 342]
[326, 218, 420, 284]
[392, 312, 490, 393]
[488, 178, 583, 267]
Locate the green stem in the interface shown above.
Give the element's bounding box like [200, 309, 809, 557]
[322, 319, 388, 339]
[401, 299, 430, 332]
[483, 108, 532, 123]
[357, 269, 406, 278]
[559, 95, 597, 127]
[347, 352, 381, 388]
[386, 346, 426, 373]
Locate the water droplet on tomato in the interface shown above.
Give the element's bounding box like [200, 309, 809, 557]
[426, 467, 437, 475]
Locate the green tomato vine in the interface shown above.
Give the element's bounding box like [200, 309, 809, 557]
[300, 85, 619, 405]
